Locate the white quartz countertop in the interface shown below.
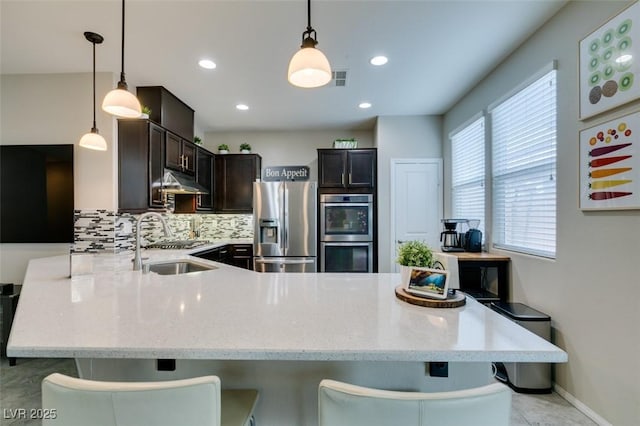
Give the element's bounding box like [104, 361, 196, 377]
[7, 251, 567, 363]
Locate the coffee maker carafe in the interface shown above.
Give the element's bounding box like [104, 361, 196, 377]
[440, 219, 466, 252]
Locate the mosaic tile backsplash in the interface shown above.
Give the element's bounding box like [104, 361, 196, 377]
[73, 210, 116, 253]
[74, 209, 254, 253]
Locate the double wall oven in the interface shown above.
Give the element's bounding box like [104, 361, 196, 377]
[320, 194, 374, 272]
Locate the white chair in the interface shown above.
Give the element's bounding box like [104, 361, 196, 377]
[42, 373, 258, 426]
[318, 379, 511, 426]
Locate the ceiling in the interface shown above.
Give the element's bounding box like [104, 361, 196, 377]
[1, 0, 568, 132]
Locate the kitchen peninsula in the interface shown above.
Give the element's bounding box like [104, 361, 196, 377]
[8, 249, 566, 426]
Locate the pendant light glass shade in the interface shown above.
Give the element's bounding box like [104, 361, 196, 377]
[102, 87, 141, 118]
[288, 46, 331, 88]
[79, 130, 107, 151]
[102, 0, 141, 118]
[288, 0, 331, 88]
[80, 31, 107, 152]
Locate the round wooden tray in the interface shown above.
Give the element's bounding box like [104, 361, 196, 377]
[395, 285, 466, 308]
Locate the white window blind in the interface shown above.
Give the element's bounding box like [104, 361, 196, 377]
[451, 116, 485, 236]
[491, 69, 557, 258]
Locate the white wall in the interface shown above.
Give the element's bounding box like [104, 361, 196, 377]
[443, 2, 639, 424]
[204, 130, 374, 181]
[375, 115, 442, 272]
[0, 73, 117, 284]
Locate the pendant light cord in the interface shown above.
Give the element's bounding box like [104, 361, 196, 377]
[120, 0, 126, 82]
[92, 40, 97, 130]
[300, 0, 318, 46]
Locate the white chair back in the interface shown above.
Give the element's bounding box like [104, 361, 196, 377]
[318, 380, 511, 426]
[42, 373, 222, 426]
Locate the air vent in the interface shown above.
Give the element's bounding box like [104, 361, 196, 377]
[332, 70, 347, 87]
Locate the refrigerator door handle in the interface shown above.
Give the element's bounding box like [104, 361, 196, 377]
[284, 186, 289, 255]
[278, 183, 285, 255]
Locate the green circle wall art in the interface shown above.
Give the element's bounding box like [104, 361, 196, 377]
[580, 2, 640, 119]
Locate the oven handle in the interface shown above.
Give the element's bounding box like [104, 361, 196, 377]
[254, 258, 315, 264]
[322, 242, 373, 247]
[319, 202, 371, 208]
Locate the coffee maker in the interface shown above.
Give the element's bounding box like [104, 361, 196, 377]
[440, 219, 466, 252]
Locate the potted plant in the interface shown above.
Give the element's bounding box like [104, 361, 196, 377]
[239, 143, 252, 153]
[218, 144, 229, 154]
[396, 240, 435, 284]
[194, 136, 202, 146]
[141, 105, 151, 119]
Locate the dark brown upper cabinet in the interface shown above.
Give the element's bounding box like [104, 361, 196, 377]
[165, 133, 196, 175]
[117, 119, 166, 212]
[318, 148, 377, 189]
[214, 154, 262, 213]
[196, 147, 214, 211]
[136, 86, 194, 141]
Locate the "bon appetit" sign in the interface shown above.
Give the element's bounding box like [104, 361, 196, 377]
[262, 166, 310, 181]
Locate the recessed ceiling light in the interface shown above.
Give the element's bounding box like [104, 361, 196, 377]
[236, 104, 249, 111]
[198, 59, 217, 69]
[370, 56, 388, 66]
[359, 102, 372, 109]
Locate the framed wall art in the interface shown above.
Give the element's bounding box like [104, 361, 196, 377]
[579, 111, 639, 210]
[579, 1, 640, 120]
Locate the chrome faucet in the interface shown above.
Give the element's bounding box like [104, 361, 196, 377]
[133, 212, 173, 271]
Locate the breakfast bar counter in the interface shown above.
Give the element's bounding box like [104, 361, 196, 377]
[7, 252, 565, 363]
[7, 252, 566, 426]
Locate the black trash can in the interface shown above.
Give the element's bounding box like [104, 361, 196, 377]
[491, 301, 552, 394]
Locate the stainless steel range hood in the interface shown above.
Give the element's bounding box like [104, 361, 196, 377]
[161, 170, 209, 194]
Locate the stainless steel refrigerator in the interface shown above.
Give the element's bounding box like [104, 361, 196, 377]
[253, 181, 317, 272]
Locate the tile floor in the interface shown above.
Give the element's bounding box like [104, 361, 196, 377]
[0, 357, 598, 425]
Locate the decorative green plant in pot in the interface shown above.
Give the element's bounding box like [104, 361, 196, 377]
[396, 240, 435, 284]
[194, 136, 202, 145]
[218, 144, 229, 154]
[141, 105, 152, 119]
[239, 143, 251, 153]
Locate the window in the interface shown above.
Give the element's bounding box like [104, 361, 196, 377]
[451, 116, 485, 236]
[490, 68, 557, 258]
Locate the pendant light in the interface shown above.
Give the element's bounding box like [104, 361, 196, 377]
[287, 0, 332, 88]
[79, 32, 108, 151]
[102, 0, 141, 118]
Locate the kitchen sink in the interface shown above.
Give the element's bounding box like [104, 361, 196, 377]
[142, 259, 217, 275]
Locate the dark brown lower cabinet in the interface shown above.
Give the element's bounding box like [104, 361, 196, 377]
[231, 244, 253, 270]
[193, 244, 252, 270]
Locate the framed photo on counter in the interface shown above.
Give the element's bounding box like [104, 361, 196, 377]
[404, 267, 449, 300]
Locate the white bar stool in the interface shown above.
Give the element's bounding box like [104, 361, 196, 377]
[318, 379, 511, 426]
[42, 373, 258, 426]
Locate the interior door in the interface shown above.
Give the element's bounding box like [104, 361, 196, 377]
[390, 159, 443, 272]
